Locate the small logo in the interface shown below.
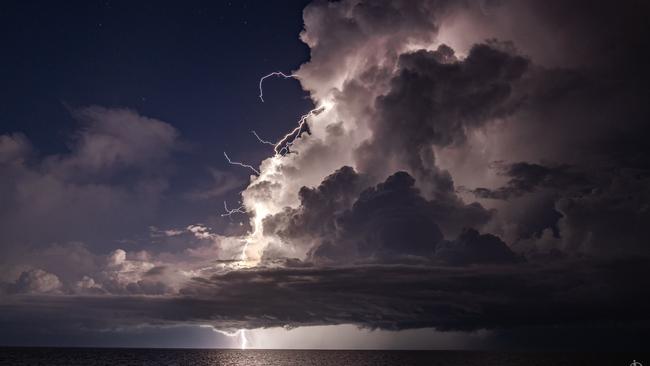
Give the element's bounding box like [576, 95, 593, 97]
[631, 360, 643, 366]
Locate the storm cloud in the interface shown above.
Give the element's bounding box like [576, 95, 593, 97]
[1, 0, 649, 349]
[2, 257, 649, 350]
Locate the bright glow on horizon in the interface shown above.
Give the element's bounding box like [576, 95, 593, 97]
[208, 327, 249, 350]
[240, 325, 492, 350]
[240, 329, 248, 350]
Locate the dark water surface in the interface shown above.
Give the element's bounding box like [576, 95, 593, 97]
[0, 348, 644, 366]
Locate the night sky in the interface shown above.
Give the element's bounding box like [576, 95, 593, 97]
[1, 0, 312, 238]
[1, 0, 649, 350]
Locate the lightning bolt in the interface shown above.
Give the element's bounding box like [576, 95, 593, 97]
[223, 152, 259, 175]
[239, 329, 248, 350]
[221, 200, 247, 217]
[210, 328, 249, 349]
[258, 71, 298, 102]
[251, 130, 275, 146]
[258, 71, 328, 156]
[219, 72, 333, 266]
[273, 106, 325, 156]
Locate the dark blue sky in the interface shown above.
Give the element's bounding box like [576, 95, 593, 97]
[1, 0, 313, 230]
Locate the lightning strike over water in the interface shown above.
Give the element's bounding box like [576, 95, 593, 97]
[209, 328, 249, 350]
[223, 152, 260, 175]
[239, 329, 248, 350]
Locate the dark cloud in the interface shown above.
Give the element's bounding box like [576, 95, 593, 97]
[554, 171, 650, 255]
[2, 258, 649, 350]
[436, 1, 650, 258]
[467, 162, 590, 200]
[434, 228, 521, 266]
[440, 0, 650, 71]
[263, 166, 369, 249]
[356, 43, 528, 199]
[124, 280, 172, 296]
[314, 171, 445, 261]
[264, 167, 492, 262]
[186, 258, 650, 332]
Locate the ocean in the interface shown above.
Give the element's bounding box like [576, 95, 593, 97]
[0, 348, 643, 366]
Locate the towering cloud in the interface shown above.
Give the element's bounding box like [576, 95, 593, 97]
[241, 0, 650, 262]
